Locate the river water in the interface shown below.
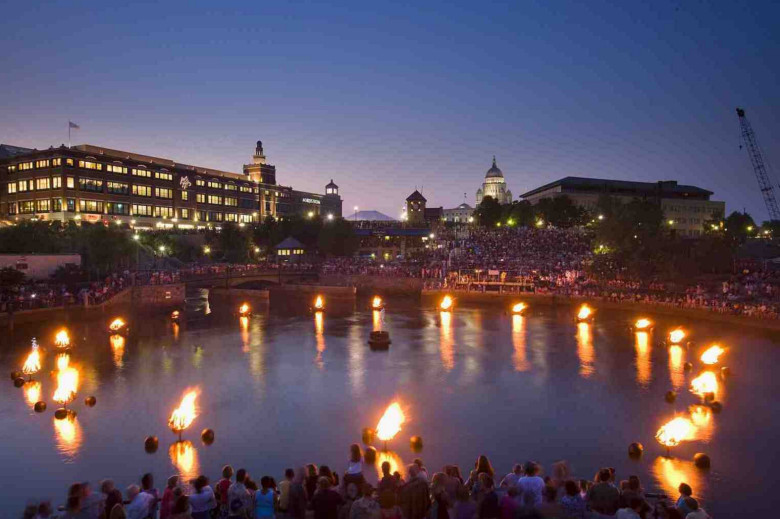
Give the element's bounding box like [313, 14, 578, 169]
[1, 291, 777, 514]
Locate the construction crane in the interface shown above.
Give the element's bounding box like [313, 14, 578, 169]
[736, 108, 780, 222]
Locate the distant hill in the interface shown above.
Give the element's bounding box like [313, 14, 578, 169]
[345, 210, 396, 222]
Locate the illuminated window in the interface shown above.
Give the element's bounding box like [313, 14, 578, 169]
[181, 208, 190, 219]
[7, 202, 17, 214]
[35, 160, 50, 168]
[18, 162, 34, 171]
[208, 211, 223, 222]
[7, 182, 16, 194]
[106, 202, 129, 215]
[66, 177, 75, 189]
[154, 206, 174, 218]
[19, 200, 35, 213]
[66, 159, 74, 167]
[225, 213, 238, 222]
[52, 176, 61, 189]
[196, 179, 205, 187]
[132, 168, 152, 178]
[35, 178, 51, 190]
[132, 204, 153, 216]
[207, 180, 222, 189]
[66, 199, 75, 212]
[181, 191, 189, 201]
[225, 183, 237, 191]
[78, 178, 103, 192]
[240, 185, 252, 193]
[36, 199, 51, 212]
[7, 165, 17, 173]
[155, 187, 173, 199]
[78, 160, 103, 171]
[18, 180, 29, 192]
[107, 182, 129, 195]
[52, 198, 63, 211]
[132, 185, 152, 197]
[79, 200, 104, 213]
[224, 197, 238, 207]
[52, 158, 62, 167]
[106, 164, 127, 174]
[155, 171, 173, 181]
[239, 214, 253, 223]
[207, 195, 222, 205]
[196, 193, 205, 203]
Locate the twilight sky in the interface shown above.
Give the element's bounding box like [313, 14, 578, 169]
[1, 0, 779, 220]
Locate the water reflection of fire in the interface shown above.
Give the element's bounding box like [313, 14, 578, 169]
[315, 311, 325, 369]
[511, 315, 529, 372]
[576, 322, 594, 378]
[689, 404, 713, 441]
[655, 417, 695, 448]
[651, 457, 702, 501]
[110, 334, 125, 368]
[53, 415, 83, 458]
[53, 364, 79, 407]
[690, 371, 718, 397]
[635, 331, 652, 386]
[700, 345, 724, 365]
[169, 389, 199, 440]
[55, 329, 71, 349]
[25, 381, 41, 405]
[240, 316, 250, 352]
[56, 353, 70, 371]
[439, 311, 454, 371]
[376, 402, 405, 444]
[440, 295, 453, 311]
[169, 440, 199, 481]
[668, 345, 685, 390]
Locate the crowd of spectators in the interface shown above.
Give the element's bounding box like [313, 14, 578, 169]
[22, 450, 710, 519]
[0, 273, 134, 314]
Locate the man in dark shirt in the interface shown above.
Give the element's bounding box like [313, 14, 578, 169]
[399, 465, 430, 519]
[588, 468, 621, 515]
[311, 477, 344, 519]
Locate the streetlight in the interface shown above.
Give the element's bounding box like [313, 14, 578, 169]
[598, 214, 604, 221]
[203, 246, 211, 255]
[668, 220, 675, 226]
[307, 211, 314, 218]
[353, 206, 359, 222]
[158, 245, 166, 253]
[254, 246, 260, 253]
[327, 213, 334, 221]
[133, 234, 140, 241]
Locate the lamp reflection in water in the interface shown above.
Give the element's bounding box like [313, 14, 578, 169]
[691, 371, 719, 398]
[53, 415, 83, 459]
[240, 316, 250, 353]
[110, 334, 125, 369]
[576, 322, 594, 378]
[169, 441, 199, 481]
[651, 457, 703, 501]
[689, 405, 714, 441]
[314, 311, 325, 369]
[634, 331, 652, 386]
[372, 310, 382, 331]
[668, 345, 685, 390]
[439, 311, 454, 371]
[25, 381, 41, 406]
[511, 315, 529, 372]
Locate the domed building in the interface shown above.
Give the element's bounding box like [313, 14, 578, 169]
[476, 156, 512, 205]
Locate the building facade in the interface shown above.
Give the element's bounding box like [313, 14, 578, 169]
[476, 157, 512, 206]
[520, 177, 726, 237]
[443, 203, 474, 223]
[0, 142, 342, 229]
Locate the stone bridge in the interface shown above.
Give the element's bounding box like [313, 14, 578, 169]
[182, 269, 318, 289]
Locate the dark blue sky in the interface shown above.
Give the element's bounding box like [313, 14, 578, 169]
[1, 0, 778, 219]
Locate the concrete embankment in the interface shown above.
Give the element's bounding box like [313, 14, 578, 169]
[422, 289, 780, 332]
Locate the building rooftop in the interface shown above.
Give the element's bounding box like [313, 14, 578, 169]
[0, 144, 34, 159]
[406, 190, 427, 202]
[275, 236, 306, 250]
[521, 176, 714, 199]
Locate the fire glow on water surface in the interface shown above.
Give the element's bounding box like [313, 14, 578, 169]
[669, 345, 685, 390]
[635, 331, 652, 386]
[439, 310, 454, 371]
[25, 381, 41, 405]
[576, 322, 594, 378]
[512, 314, 529, 372]
[53, 362, 79, 406]
[110, 335, 125, 368]
[53, 415, 83, 458]
[376, 402, 405, 442]
[169, 440, 199, 480]
[314, 311, 325, 369]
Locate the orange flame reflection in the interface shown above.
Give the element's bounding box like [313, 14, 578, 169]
[635, 331, 652, 386]
[56, 353, 70, 372]
[576, 322, 594, 378]
[669, 345, 685, 390]
[315, 311, 325, 369]
[512, 315, 529, 372]
[53, 365, 79, 405]
[169, 440, 199, 481]
[53, 415, 83, 458]
[375, 450, 405, 479]
[439, 311, 454, 371]
[169, 389, 199, 434]
[110, 334, 125, 368]
[651, 457, 702, 501]
[25, 381, 41, 405]
[376, 402, 405, 442]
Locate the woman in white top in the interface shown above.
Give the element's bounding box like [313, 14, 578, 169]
[188, 475, 217, 519]
[344, 444, 366, 493]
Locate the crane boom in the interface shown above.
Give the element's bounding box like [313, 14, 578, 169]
[737, 107, 780, 222]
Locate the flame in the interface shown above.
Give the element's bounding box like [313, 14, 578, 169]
[655, 417, 695, 447]
[171, 310, 180, 319]
[169, 389, 199, 433]
[25, 381, 41, 405]
[109, 318, 126, 332]
[700, 345, 724, 365]
[576, 322, 594, 378]
[512, 315, 529, 372]
[53, 415, 82, 458]
[239, 303, 250, 316]
[53, 366, 79, 405]
[22, 347, 42, 376]
[314, 295, 324, 310]
[635, 331, 652, 386]
[440, 295, 453, 311]
[169, 440, 199, 481]
[376, 402, 405, 441]
[577, 304, 592, 320]
[669, 345, 685, 390]
[56, 353, 70, 371]
[669, 329, 686, 344]
[54, 329, 71, 349]
[110, 334, 125, 368]
[511, 302, 526, 314]
[690, 371, 718, 397]
[372, 296, 384, 310]
[634, 318, 652, 330]
[439, 311, 454, 371]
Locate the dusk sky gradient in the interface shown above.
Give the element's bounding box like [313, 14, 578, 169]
[1, 0, 779, 219]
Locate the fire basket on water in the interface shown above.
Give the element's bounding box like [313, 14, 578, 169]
[109, 318, 127, 334]
[440, 296, 454, 312]
[690, 371, 718, 398]
[634, 318, 653, 331]
[314, 296, 325, 312]
[511, 302, 527, 315]
[371, 296, 385, 311]
[700, 345, 724, 365]
[655, 416, 695, 455]
[576, 304, 593, 322]
[22, 343, 41, 380]
[54, 329, 71, 349]
[238, 303, 251, 317]
[53, 363, 79, 416]
[669, 329, 686, 345]
[169, 389, 199, 441]
[376, 402, 405, 451]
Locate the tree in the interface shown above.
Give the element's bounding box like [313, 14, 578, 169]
[318, 218, 358, 256]
[218, 223, 253, 263]
[503, 201, 535, 227]
[534, 195, 588, 228]
[0, 267, 25, 288]
[723, 211, 757, 243]
[474, 196, 503, 227]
